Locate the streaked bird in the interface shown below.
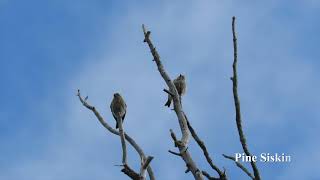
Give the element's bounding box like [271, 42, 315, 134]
[165, 74, 186, 107]
[110, 93, 127, 129]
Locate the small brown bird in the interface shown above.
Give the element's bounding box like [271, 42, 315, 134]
[165, 74, 186, 107]
[110, 93, 127, 129]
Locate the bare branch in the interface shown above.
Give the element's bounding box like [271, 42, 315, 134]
[202, 171, 220, 180]
[169, 129, 178, 146]
[116, 116, 127, 165]
[185, 113, 226, 180]
[169, 129, 204, 180]
[142, 156, 154, 170]
[163, 89, 174, 97]
[142, 24, 190, 146]
[222, 154, 254, 179]
[77, 90, 155, 180]
[231, 17, 261, 180]
[140, 156, 154, 180]
[168, 150, 182, 157]
[143, 24, 203, 180]
[122, 164, 141, 180]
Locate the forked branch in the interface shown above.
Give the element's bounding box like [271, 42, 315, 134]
[222, 154, 254, 179]
[142, 24, 189, 146]
[77, 90, 154, 180]
[185, 113, 226, 180]
[143, 25, 204, 180]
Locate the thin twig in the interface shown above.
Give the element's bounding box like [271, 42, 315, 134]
[163, 89, 174, 97]
[184, 113, 226, 180]
[168, 150, 182, 156]
[231, 16, 261, 180]
[202, 171, 220, 180]
[222, 154, 254, 179]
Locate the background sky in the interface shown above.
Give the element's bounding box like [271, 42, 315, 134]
[0, 0, 319, 180]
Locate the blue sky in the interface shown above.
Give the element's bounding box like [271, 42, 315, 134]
[0, 0, 319, 179]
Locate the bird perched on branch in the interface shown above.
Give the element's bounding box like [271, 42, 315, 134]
[110, 93, 127, 129]
[165, 74, 186, 107]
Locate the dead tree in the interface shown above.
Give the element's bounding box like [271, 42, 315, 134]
[77, 17, 261, 180]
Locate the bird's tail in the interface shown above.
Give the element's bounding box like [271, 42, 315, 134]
[164, 99, 171, 107]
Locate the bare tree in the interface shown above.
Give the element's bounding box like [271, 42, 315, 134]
[77, 17, 261, 180]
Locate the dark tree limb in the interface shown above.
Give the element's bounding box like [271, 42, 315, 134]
[163, 89, 174, 97]
[122, 164, 141, 180]
[222, 154, 254, 179]
[231, 16, 261, 180]
[168, 150, 182, 157]
[77, 90, 154, 180]
[202, 171, 220, 180]
[184, 113, 227, 180]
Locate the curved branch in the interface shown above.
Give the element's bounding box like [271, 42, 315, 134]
[222, 154, 254, 179]
[185, 113, 226, 180]
[231, 16, 261, 180]
[202, 171, 220, 180]
[140, 156, 154, 179]
[77, 90, 155, 180]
